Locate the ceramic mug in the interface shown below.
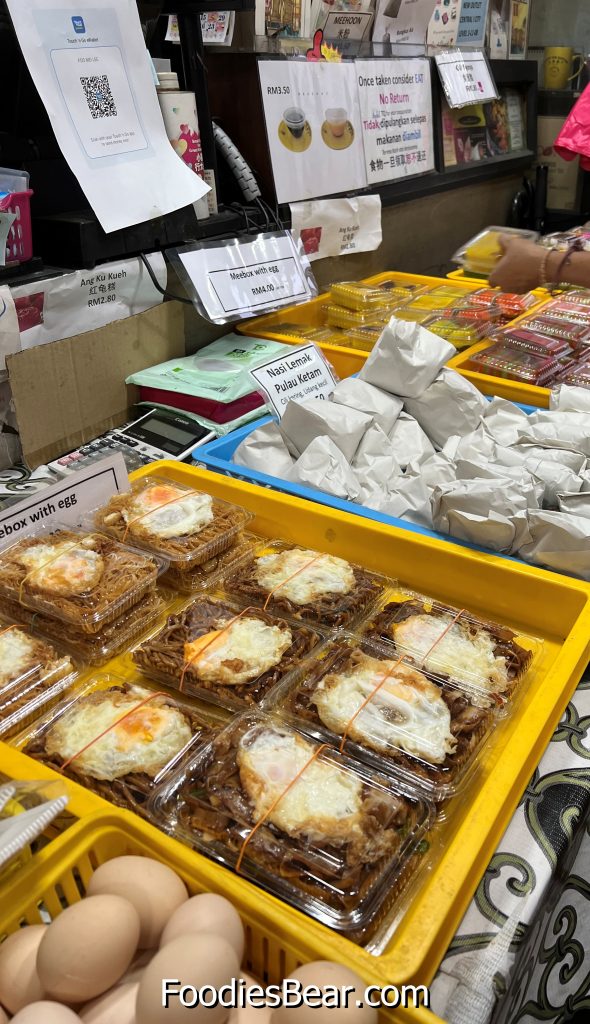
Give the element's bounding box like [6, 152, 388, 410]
[544, 47, 583, 89]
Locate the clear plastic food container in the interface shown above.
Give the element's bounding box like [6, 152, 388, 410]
[466, 343, 562, 386]
[132, 594, 324, 711]
[92, 475, 253, 569]
[540, 300, 590, 324]
[0, 624, 78, 739]
[452, 226, 539, 274]
[162, 532, 261, 594]
[0, 525, 164, 635]
[323, 304, 390, 331]
[223, 540, 389, 631]
[500, 328, 573, 358]
[330, 282, 395, 313]
[264, 635, 497, 802]
[359, 589, 541, 709]
[147, 711, 434, 939]
[0, 589, 169, 667]
[423, 316, 483, 349]
[11, 673, 224, 816]
[517, 315, 590, 348]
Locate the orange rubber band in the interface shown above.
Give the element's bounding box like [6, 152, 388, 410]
[122, 491, 192, 544]
[236, 742, 329, 873]
[262, 553, 323, 611]
[179, 605, 257, 692]
[60, 690, 168, 770]
[338, 608, 466, 754]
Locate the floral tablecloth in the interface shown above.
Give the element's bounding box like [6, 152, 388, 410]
[431, 673, 590, 1024]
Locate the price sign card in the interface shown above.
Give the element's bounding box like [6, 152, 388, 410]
[436, 50, 499, 108]
[356, 58, 434, 185]
[169, 232, 317, 324]
[250, 344, 338, 418]
[0, 455, 128, 548]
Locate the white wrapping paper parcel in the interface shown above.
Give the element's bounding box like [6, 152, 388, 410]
[359, 317, 455, 398]
[227, 321, 590, 579]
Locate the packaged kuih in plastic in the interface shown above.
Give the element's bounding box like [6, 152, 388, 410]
[0, 589, 168, 666]
[323, 304, 392, 331]
[92, 475, 252, 570]
[500, 328, 573, 358]
[264, 635, 497, 801]
[517, 315, 590, 348]
[464, 288, 538, 317]
[329, 282, 398, 313]
[0, 623, 78, 739]
[0, 525, 164, 635]
[423, 316, 484, 349]
[344, 326, 383, 352]
[540, 299, 590, 324]
[162, 532, 260, 594]
[13, 673, 224, 816]
[452, 226, 539, 276]
[132, 594, 324, 711]
[223, 541, 388, 630]
[466, 343, 562, 386]
[557, 357, 590, 388]
[147, 711, 434, 939]
[359, 590, 540, 709]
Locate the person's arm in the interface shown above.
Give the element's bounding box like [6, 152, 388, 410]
[489, 235, 590, 293]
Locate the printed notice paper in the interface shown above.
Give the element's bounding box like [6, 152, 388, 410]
[10, 254, 166, 351]
[258, 61, 366, 204]
[436, 51, 499, 108]
[250, 345, 338, 417]
[6, 0, 209, 233]
[0, 454, 129, 547]
[171, 233, 316, 324]
[290, 196, 382, 262]
[357, 59, 434, 184]
[372, 0, 434, 53]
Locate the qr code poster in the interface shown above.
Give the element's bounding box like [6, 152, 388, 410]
[80, 75, 117, 118]
[50, 46, 148, 158]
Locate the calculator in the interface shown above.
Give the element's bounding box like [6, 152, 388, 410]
[47, 408, 217, 477]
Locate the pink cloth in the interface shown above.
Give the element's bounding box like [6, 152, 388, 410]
[555, 85, 590, 171]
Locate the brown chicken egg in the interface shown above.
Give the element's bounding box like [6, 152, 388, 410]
[0, 924, 46, 1013]
[37, 895, 140, 1003]
[87, 856, 188, 949]
[160, 894, 244, 961]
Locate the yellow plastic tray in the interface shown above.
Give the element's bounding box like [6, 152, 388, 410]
[4, 460, 590, 995]
[0, 804, 444, 1021]
[238, 271, 482, 378]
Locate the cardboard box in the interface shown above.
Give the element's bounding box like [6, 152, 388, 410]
[7, 301, 186, 469]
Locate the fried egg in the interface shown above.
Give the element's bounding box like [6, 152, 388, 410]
[392, 613, 509, 694]
[237, 726, 365, 846]
[184, 617, 292, 686]
[254, 549, 355, 606]
[0, 628, 39, 687]
[44, 686, 193, 781]
[127, 484, 213, 540]
[18, 539, 104, 596]
[315, 653, 456, 765]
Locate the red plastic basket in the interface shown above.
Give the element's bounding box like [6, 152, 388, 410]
[1, 189, 33, 264]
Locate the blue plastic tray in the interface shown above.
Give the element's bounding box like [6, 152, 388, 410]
[194, 401, 537, 559]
